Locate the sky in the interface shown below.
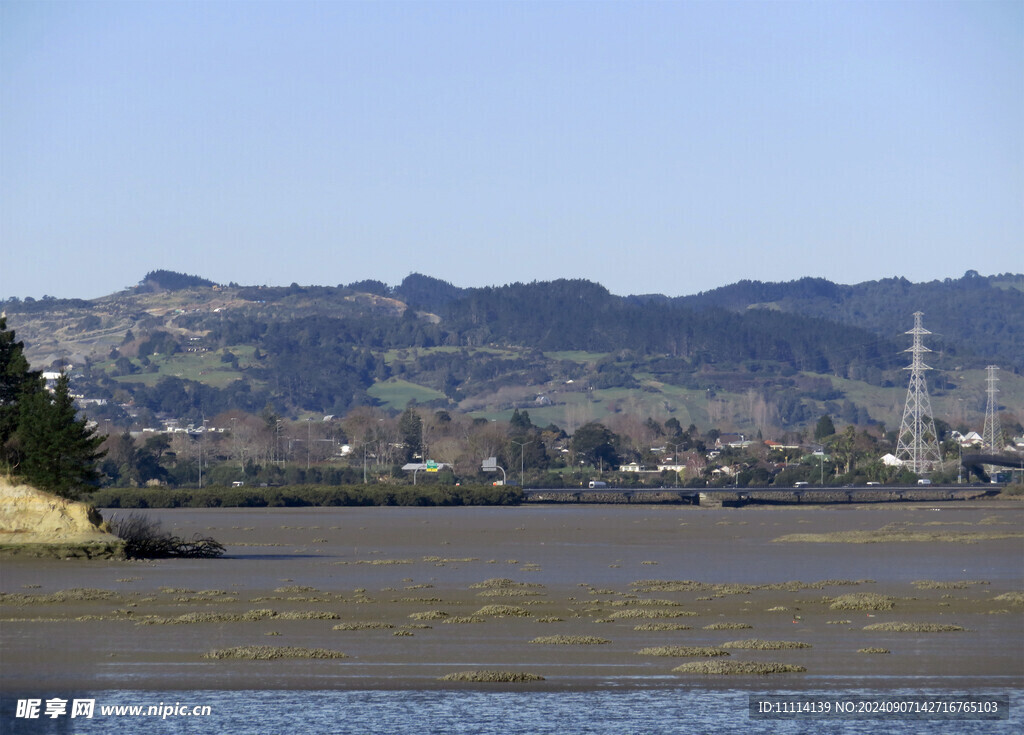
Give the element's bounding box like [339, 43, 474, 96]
[1, 0, 1021, 301]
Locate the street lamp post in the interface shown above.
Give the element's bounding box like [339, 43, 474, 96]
[349, 439, 370, 485]
[667, 442, 681, 488]
[958, 442, 963, 485]
[482, 457, 506, 485]
[509, 439, 534, 488]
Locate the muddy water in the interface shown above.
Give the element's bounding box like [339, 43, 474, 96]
[2, 503, 1022, 695]
[8, 504, 1023, 592]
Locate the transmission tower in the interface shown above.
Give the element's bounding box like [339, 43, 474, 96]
[983, 365, 1004, 453]
[894, 312, 942, 474]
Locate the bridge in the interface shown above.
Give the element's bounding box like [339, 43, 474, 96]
[523, 485, 998, 507]
[961, 453, 1023, 483]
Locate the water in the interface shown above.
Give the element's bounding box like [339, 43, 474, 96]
[4, 505, 1021, 732]
[3, 689, 1021, 734]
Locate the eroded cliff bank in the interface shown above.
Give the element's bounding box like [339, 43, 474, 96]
[0, 478, 123, 558]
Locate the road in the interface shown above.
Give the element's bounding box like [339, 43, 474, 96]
[522, 485, 999, 505]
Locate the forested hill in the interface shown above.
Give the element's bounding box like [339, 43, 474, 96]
[672, 271, 1024, 371]
[1, 271, 1020, 432]
[399, 277, 892, 368]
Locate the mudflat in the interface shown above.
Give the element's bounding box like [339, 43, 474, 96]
[2, 502, 1022, 690]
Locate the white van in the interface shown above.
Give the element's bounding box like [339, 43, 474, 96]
[917, 478, 932, 485]
[588, 481, 607, 489]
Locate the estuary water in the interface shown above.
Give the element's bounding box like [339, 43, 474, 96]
[2, 688, 1021, 734]
[3, 504, 1021, 733]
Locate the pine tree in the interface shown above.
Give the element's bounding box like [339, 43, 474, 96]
[398, 407, 423, 463]
[814, 414, 836, 441]
[509, 408, 533, 435]
[1, 316, 44, 468]
[15, 373, 105, 499]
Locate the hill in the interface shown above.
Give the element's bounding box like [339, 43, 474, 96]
[1, 271, 1020, 438]
[675, 271, 1024, 372]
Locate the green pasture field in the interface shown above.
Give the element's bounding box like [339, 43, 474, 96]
[821, 368, 1024, 432]
[106, 346, 259, 388]
[542, 350, 609, 364]
[819, 375, 905, 429]
[368, 378, 448, 409]
[380, 345, 513, 366]
[469, 382, 707, 430]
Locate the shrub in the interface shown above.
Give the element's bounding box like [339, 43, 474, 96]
[862, 622, 966, 632]
[828, 593, 894, 611]
[88, 484, 524, 508]
[530, 635, 609, 645]
[637, 646, 728, 657]
[203, 646, 346, 660]
[720, 639, 811, 650]
[439, 671, 544, 682]
[672, 661, 806, 675]
[473, 605, 531, 617]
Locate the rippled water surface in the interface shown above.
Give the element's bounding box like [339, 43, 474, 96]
[3, 688, 1022, 734]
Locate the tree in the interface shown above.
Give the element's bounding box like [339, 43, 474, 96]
[830, 425, 858, 476]
[398, 407, 423, 463]
[1, 316, 43, 467]
[99, 432, 136, 486]
[571, 422, 620, 470]
[814, 414, 836, 440]
[509, 408, 533, 435]
[15, 374, 106, 498]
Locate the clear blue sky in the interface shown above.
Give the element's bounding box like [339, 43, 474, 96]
[2, 0, 1021, 300]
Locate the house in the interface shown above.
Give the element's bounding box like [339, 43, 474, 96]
[716, 433, 752, 450]
[656, 463, 685, 473]
[764, 441, 802, 452]
[952, 431, 984, 448]
[41, 371, 63, 392]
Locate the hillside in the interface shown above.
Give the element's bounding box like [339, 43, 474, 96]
[675, 271, 1024, 372]
[2, 271, 1020, 437]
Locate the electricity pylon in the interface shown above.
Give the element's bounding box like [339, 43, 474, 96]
[894, 312, 942, 474]
[983, 366, 1004, 453]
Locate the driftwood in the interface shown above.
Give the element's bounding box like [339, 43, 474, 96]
[108, 512, 225, 559]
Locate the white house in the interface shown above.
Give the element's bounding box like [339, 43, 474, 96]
[953, 431, 984, 448]
[881, 453, 903, 467]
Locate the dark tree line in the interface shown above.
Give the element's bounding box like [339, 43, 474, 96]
[141, 270, 218, 291]
[679, 271, 1024, 371]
